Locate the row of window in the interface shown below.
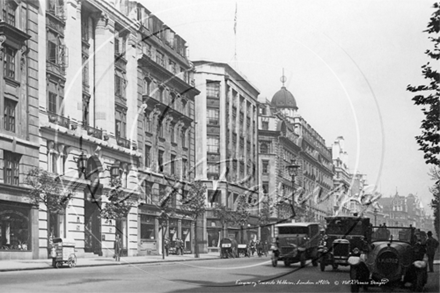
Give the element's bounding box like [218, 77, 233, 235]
[144, 145, 188, 176]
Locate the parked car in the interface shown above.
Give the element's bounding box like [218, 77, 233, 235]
[219, 238, 237, 258]
[319, 216, 372, 271]
[348, 226, 428, 293]
[271, 222, 320, 267]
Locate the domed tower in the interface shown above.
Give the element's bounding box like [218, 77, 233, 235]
[270, 73, 298, 118]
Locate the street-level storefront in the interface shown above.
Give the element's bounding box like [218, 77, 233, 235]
[181, 220, 191, 253]
[207, 219, 221, 251]
[138, 211, 159, 256]
[138, 207, 195, 256]
[0, 197, 38, 260]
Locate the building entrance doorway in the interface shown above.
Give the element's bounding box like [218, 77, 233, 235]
[84, 156, 102, 256]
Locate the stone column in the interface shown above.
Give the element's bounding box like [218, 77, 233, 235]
[125, 32, 138, 143]
[64, 0, 82, 122]
[94, 13, 115, 135]
[31, 205, 39, 259]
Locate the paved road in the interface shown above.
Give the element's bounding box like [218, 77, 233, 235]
[0, 256, 438, 293]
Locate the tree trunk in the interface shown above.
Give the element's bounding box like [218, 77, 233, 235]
[194, 217, 199, 258]
[162, 227, 165, 259]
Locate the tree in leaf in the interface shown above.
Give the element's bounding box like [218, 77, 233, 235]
[407, 2, 440, 166]
[26, 167, 72, 252]
[180, 180, 207, 258]
[429, 167, 440, 238]
[232, 194, 251, 244]
[214, 204, 235, 239]
[100, 177, 136, 220]
[26, 167, 72, 215]
[258, 197, 272, 227]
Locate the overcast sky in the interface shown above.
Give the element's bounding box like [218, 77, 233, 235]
[140, 0, 437, 211]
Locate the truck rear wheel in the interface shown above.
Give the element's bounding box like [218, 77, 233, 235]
[300, 253, 306, 268]
[350, 266, 359, 293]
[271, 254, 278, 267]
[320, 258, 326, 271]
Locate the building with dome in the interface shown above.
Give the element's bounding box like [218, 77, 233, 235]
[258, 79, 334, 235]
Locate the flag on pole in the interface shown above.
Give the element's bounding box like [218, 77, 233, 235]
[312, 186, 323, 205]
[234, 2, 237, 35]
[320, 183, 344, 204]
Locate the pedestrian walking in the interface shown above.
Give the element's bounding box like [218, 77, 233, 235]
[114, 234, 122, 262]
[425, 231, 439, 272]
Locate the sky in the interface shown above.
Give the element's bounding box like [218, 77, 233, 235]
[140, 0, 437, 212]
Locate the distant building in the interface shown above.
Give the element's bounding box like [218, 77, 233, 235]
[258, 78, 334, 230]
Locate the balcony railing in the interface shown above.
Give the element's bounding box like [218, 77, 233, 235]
[83, 124, 103, 139]
[48, 112, 75, 129]
[116, 136, 131, 149]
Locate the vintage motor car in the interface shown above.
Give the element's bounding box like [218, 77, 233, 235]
[348, 226, 428, 293]
[319, 216, 371, 271]
[271, 222, 320, 267]
[219, 238, 237, 258]
[237, 243, 250, 257]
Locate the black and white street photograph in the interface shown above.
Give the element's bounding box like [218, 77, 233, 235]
[0, 0, 439, 292]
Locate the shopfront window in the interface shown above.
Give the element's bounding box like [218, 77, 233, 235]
[0, 202, 31, 251]
[168, 219, 178, 241]
[207, 220, 220, 248]
[140, 214, 155, 240]
[182, 220, 191, 252]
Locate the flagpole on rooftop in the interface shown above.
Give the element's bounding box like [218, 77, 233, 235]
[233, 2, 237, 66]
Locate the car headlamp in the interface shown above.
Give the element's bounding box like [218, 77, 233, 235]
[352, 248, 360, 255]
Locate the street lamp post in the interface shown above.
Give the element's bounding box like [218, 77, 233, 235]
[373, 208, 378, 226]
[286, 159, 301, 220]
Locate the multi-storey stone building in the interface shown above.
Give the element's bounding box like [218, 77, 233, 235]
[0, 0, 199, 260]
[258, 80, 334, 231]
[193, 61, 260, 252]
[0, 0, 40, 260]
[132, 1, 199, 256]
[36, 0, 142, 258]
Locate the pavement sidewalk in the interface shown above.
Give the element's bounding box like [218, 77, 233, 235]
[0, 252, 220, 272]
[1, 254, 438, 273]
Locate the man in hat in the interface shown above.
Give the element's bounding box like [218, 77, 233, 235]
[425, 231, 439, 272]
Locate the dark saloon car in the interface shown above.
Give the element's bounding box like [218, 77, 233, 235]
[348, 226, 428, 292]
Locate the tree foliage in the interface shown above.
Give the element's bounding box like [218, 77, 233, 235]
[407, 2, 440, 166]
[26, 167, 71, 214]
[214, 203, 235, 238]
[258, 198, 271, 226]
[100, 177, 136, 220]
[180, 180, 207, 258]
[429, 167, 440, 238]
[232, 194, 250, 228]
[181, 181, 207, 217]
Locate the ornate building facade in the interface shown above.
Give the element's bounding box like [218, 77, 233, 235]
[133, 1, 199, 256]
[0, 0, 199, 260]
[0, 0, 40, 260]
[258, 80, 334, 232]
